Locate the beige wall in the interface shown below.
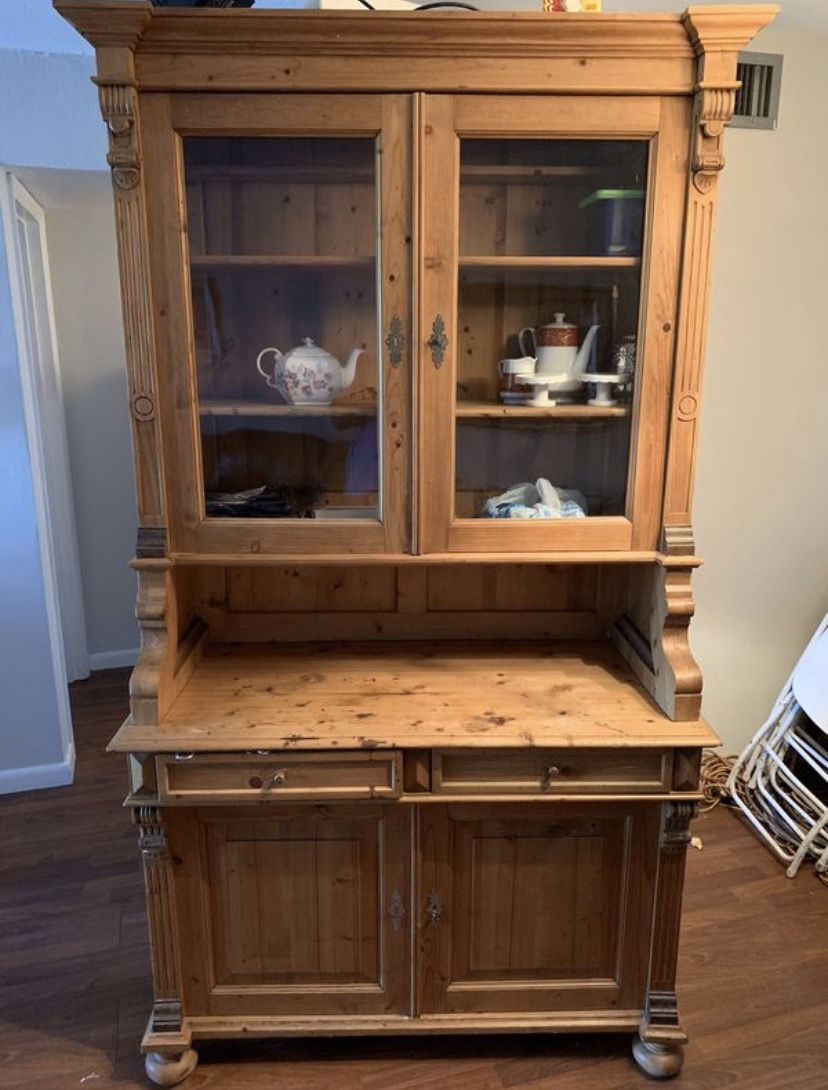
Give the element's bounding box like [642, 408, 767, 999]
[692, 25, 828, 751]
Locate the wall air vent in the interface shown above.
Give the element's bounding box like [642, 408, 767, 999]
[732, 51, 783, 130]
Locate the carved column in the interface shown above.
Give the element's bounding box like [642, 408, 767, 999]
[97, 60, 167, 537]
[135, 806, 184, 1036]
[662, 8, 777, 553]
[633, 801, 697, 1076]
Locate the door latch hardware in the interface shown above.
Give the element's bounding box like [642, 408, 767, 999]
[427, 315, 448, 368]
[389, 888, 406, 932]
[385, 314, 405, 368]
[427, 889, 443, 927]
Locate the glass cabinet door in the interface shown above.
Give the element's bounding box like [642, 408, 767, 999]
[143, 94, 411, 556]
[420, 96, 688, 554]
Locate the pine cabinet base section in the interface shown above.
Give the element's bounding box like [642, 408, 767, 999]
[144, 1049, 198, 1088]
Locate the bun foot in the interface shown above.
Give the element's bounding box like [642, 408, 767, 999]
[632, 1036, 684, 1079]
[145, 1048, 198, 1087]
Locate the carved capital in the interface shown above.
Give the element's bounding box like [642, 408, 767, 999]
[137, 526, 168, 560]
[661, 524, 696, 557]
[136, 804, 168, 858]
[661, 801, 697, 854]
[98, 83, 141, 190]
[692, 82, 738, 194]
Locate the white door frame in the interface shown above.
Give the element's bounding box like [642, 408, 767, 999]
[1, 171, 87, 774]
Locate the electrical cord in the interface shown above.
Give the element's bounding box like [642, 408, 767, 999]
[352, 0, 480, 9]
[699, 750, 738, 813]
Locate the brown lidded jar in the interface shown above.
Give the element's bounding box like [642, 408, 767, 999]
[497, 357, 535, 395]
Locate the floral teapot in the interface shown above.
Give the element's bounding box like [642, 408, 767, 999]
[256, 338, 363, 406]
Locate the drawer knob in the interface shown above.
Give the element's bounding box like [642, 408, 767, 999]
[543, 765, 562, 786]
[269, 769, 288, 787]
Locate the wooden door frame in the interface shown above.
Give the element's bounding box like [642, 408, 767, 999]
[2, 174, 89, 685]
[418, 94, 689, 554]
[140, 92, 413, 557]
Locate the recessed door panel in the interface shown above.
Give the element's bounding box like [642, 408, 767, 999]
[171, 804, 411, 1017]
[418, 803, 659, 1015]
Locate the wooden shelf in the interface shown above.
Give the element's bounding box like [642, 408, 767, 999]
[109, 640, 719, 754]
[187, 165, 373, 184]
[190, 254, 375, 270]
[460, 165, 596, 184]
[456, 401, 629, 420]
[460, 255, 640, 269]
[199, 399, 377, 418]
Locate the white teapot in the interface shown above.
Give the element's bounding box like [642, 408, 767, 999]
[256, 338, 363, 406]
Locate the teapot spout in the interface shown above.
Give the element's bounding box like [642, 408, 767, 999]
[575, 325, 600, 371]
[340, 347, 364, 391]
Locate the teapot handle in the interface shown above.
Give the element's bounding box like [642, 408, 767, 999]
[518, 327, 535, 358]
[256, 347, 282, 388]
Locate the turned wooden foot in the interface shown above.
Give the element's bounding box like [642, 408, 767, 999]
[632, 1036, 684, 1079]
[145, 1048, 198, 1087]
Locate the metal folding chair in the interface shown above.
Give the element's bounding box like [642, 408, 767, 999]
[727, 613, 828, 878]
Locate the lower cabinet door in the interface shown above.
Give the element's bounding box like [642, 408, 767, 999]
[170, 803, 411, 1018]
[418, 803, 659, 1016]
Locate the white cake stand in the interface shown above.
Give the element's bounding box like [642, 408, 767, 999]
[577, 372, 620, 407]
[517, 373, 571, 407]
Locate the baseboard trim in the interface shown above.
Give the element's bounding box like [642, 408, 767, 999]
[89, 648, 139, 671]
[0, 742, 76, 797]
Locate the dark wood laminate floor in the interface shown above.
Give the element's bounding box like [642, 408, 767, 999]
[0, 668, 824, 1090]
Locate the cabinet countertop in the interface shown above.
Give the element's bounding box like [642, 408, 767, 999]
[110, 640, 719, 753]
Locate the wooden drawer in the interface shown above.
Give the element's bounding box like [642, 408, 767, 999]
[432, 748, 672, 795]
[157, 751, 402, 804]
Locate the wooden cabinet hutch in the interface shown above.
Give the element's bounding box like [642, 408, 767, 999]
[57, 2, 777, 1084]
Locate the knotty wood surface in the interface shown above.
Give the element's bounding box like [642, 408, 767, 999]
[111, 640, 719, 753]
[0, 667, 823, 1089]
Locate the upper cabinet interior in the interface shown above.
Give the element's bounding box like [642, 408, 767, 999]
[54, 4, 780, 561]
[418, 95, 687, 554]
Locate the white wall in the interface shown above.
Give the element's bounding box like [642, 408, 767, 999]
[46, 198, 138, 666]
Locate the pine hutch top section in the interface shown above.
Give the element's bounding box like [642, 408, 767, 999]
[56, 3, 776, 96]
[56, 1, 776, 566]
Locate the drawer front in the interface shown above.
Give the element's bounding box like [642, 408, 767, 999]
[432, 748, 672, 795]
[157, 751, 402, 804]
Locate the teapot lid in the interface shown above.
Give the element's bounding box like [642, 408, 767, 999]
[538, 313, 576, 330]
[290, 337, 330, 359]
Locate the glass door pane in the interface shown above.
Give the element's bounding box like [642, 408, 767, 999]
[455, 139, 647, 522]
[184, 136, 381, 521]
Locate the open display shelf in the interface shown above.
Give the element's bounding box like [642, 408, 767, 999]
[112, 639, 718, 754]
[199, 399, 377, 417]
[456, 401, 630, 420]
